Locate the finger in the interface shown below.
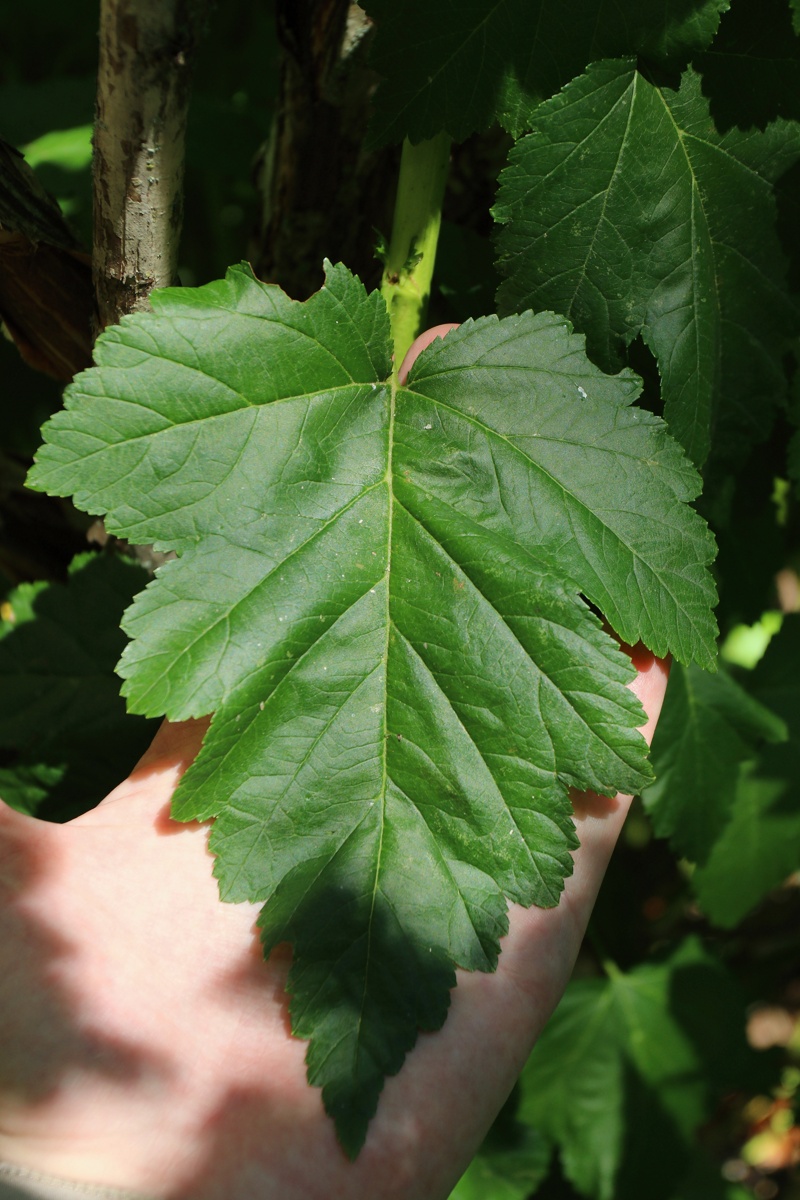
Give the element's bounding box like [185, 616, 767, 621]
[398, 322, 459, 384]
[131, 715, 210, 774]
[570, 644, 669, 869]
[620, 641, 670, 749]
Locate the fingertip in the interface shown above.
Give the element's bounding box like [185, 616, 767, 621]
[398, 323, 460, 384]
[624, 646, 670, 746]
[128, 716, 210, 778]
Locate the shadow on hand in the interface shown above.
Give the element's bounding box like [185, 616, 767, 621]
[0, 810, 170, 1105]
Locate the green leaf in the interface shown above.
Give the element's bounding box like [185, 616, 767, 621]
[692, 758, 800, 926]
[642, 663, 786, 864]
[792, 0, 800, 36]
[29, 262, 717, 1153]
[698, 0, 800, 133]
[790, 429, 800, 498]
[449, 1126, 551, 1200]
[494, 60, 800, 467]
[517, 938, 773, 1200]
[693, 615, 800, 925]
[0, 553, 157, 820]
[363, 0, 729, 145]
[710, 453, 791, 630]
[669, 1150, 753, 1200]
[0, 761, 65, 817]
[20, 123, 93, 172]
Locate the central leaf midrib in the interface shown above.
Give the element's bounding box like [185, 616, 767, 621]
[218, 663, 385, 898]
[353, 363, 395, 1075]
[385, 624, 561, 902]
[563, 66, 639, 323]
[390, 503, 647, 784]
[653, 76, 723, 459]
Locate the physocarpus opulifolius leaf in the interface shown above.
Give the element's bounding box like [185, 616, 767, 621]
[28, 261, 717, 1154]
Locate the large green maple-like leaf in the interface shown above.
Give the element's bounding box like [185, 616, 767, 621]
[517, 938, 773, 1200]
[641, 662, 786, 864]
[29, 262, 716, 1153]
[362, 0, 729, 145]
[494, 60, 800, 467]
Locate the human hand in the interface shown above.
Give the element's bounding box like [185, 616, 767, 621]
[0, 327, 669, 1200]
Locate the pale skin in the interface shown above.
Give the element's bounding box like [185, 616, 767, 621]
[0, 327, 670, 1199]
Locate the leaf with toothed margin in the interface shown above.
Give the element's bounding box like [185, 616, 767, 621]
[494, 60, 800, 468]
[28, 260, 716, 1155]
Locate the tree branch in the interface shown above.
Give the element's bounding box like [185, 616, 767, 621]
[251, 0, 398, 299]
[93, 0, 212, 329]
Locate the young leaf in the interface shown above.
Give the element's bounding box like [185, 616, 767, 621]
[29, 262, 716, 1153]
[494, 60, 800, 467]
[693, 615, 800, 926]
[517, 939, 774, 1200]
[363, 0, 729, 145]
[642, 663, 786, 864]
[0, 553, 156, 820]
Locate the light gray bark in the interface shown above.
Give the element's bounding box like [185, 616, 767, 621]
[93, 0, 211, 329]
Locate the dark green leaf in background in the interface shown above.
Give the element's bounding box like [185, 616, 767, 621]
[449, 1123, 551, 1200]
[29, 262, 716, 1152]
[667, 1150, 752, 1200]
[494, 60, 800, 467]
[697, 0, 800, 133]
[642, 662, 786, 864]
[516, 938, 774, 1200]
[707, 447, 794, 631]
[692, 759, 800, 926]
[692, 615, 800, 925]
[0, 553, 156, 820]
[790, 428, 800, 496]
[363, 0, 729, 145]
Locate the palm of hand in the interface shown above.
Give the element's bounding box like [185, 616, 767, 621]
[1, 297, 669, 1200]
[0, 646, 666, 1200]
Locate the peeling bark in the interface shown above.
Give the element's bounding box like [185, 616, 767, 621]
[252, 0, 398, 300]
[93, 0, 211, 329]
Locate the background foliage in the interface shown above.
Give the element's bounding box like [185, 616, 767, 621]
[2, 0, 800, 1194]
